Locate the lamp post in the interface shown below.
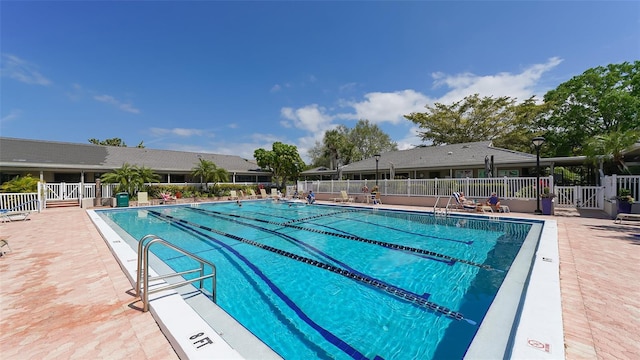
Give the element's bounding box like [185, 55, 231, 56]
[532, 136, 545, 214]
[374, 154, 380, 186]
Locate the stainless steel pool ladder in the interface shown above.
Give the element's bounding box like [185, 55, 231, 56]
[433, 196, 449, 217]
[136, 234, 217, 312]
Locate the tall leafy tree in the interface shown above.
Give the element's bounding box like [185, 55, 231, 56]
[191, 158, 228, 191]
[254, 142, 305, 190]
[541, 61, 640, 156]
[308, 120, 397, 168]
[404, 94, 542, 152]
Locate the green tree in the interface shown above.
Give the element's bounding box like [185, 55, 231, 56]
[541, 61, 640, 156]
[101, 164, 160, 196]
[404, 94, 542, 152]
[254, 142, 305, 190]
[323, 126, 353, 170]
[88, 137, 146, 148]
[137, 166, 161, 184]
[191, 158, 228, 191]
[308, 120, 397, 168]
[584, 129, 640, 174]
[349, 119, 398, 161]
[0, 174, 39, 193]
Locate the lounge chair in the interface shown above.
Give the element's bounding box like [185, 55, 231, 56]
[0, 239, 11, 256]
[228, 190, 239, 200]
[614, 213, 640, 224]
[448, 192, 476, 212]
[332, 190, 354, 203]
[271, 188, 280, 199]
[259, 189, 269, 199]
[247, 189, 258, 199]
[137, 192, 151, 206]
[0, 210, 31, 222]
[373, 192, 382, 205]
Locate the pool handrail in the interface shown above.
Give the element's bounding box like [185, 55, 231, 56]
[136, 234, 217, 312]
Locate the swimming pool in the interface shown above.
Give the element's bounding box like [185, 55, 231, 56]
[93, 201, 542, 359]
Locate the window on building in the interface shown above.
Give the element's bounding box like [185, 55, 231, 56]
[455, 169, 473, 178]
[497, 170, 520, 177]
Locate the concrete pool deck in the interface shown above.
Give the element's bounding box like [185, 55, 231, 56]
[1, 205, 639, 359]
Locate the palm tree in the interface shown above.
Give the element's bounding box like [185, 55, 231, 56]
[191, 158, 228, 191]
[101, 163, 142, 196]
[584, 129, 640, 174]
[137, 166, 161, 185]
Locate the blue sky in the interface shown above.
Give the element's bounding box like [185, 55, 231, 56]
[2, 1, 638, 163]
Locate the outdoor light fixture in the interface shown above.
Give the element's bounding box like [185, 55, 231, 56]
[532, 136, 545, 214]
[374, 154, 381, 186]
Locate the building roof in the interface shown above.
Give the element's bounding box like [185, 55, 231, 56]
[0, 137, 266, 174]
[303, 141, 543, 175]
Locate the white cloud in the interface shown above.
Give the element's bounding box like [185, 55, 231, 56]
[93, 94, 140, 114]
[1, 54, 51, 86]
[270, 84, 282, 93]
[338, 90, 431, 124]
[280, 104, 334, 133]
[432, 57, 563, 104]
[396, 126, 427, 150]
[149, 127, 208, 137]
[0, 109, 22, 124]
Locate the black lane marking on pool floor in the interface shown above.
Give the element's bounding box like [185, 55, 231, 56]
[329, 212, 474, 245]
[187, 207, 403, 278]
[147, 212, 374, 360]
[189, 206, 495, 271]
[148, 210, 474, 324]
[181, 207, 441, 299]
[259, 203, 475, 245]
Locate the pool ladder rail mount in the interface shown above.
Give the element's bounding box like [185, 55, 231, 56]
[136, 234, 217, 312]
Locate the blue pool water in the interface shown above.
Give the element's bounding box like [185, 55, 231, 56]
[97, 201, 534, 359]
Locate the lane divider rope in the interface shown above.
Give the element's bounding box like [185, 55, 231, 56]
[190, 206, 494, 271]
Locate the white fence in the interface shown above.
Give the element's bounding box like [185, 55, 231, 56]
[2, 176, 639, 212]
[0, 192, 41, 212]
[604, 175, 640, 200]
[300, 175, 640, 211]
[299, 177, 553, 200]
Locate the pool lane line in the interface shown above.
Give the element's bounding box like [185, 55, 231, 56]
[188, 207, 495, 271]
[147, 212, 374, 360]
[183, 207, 443, 297]
[149, 210, 475, 324]
[189, 207, 455, 267]
[314, 214, 473, 245]
[235, 206, 467, 245]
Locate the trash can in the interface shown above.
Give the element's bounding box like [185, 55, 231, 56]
[116, 192, 129, 207]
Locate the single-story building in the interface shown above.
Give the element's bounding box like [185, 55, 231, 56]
[302, 141, 587, 183]
[0, 137, 272, 184]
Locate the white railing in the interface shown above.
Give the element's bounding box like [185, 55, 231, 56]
[0, 192, 41, 212]
[299, 176, 555, 200]
[608, 175, 640, 200]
